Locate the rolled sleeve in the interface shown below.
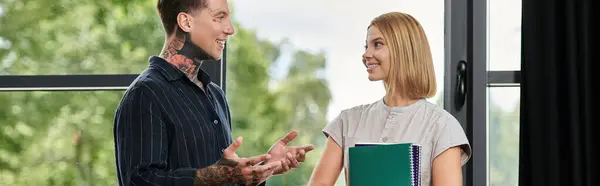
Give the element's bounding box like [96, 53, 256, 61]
[322, 111, 345, 147]
[432, 116, 472, 166]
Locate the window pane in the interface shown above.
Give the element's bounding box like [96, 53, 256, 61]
[488, 87, 520, 186]
[488, 0, 522, 70]
[0, 91, 123, 186]
[0, 1, 161, 75]
[229, 0, 444, 185]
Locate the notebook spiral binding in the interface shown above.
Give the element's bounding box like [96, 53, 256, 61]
[417, 145, 422, 186]
[409, 146, 414, 186]
[411, 144, 422, 186]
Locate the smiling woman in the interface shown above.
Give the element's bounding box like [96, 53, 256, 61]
[362, 12, 436, 100]
[308, 12, 470, 186]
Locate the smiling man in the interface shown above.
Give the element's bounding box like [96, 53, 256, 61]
[113, 0, 315, 185]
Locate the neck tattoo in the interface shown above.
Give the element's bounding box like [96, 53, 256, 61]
[161, 33, 215, 89]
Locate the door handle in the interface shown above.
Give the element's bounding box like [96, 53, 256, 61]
[454, 60, 467, 110]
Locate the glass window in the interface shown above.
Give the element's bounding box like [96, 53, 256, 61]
[487, 0, 522, 184]
[0, 91, 123, 185]
[0, 1, 161, 75]
[488, 87, 520, 186]
[488, 0, 522, 70]
[230, 0, 445, 185]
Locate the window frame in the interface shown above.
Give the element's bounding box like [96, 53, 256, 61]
[0, 45, 227, 92]
[444, 0, 521, 186]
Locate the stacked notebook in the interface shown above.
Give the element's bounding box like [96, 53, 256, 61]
[349, 142, 421, 186]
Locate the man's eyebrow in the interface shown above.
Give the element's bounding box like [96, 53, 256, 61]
[208, 8, 228, 15]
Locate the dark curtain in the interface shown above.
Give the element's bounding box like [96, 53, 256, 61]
[519, 0, 598, 186]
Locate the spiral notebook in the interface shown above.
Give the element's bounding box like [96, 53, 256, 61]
[349, 143, 421, 186]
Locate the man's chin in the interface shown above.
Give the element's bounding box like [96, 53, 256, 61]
[209, 51, 223, 61]
[208, 54, 222, 61]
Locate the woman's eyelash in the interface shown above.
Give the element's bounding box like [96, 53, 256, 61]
[364, 41, 383, 49]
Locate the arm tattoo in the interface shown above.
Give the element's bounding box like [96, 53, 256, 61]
[193, 158, 245, 186]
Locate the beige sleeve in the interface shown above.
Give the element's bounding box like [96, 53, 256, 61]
[433, 116, 472, 166]
[322, 111, 345, 148]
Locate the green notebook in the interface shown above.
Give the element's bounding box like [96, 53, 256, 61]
[348, 143, 421, 186]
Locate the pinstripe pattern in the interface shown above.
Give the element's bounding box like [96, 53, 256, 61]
[113, 56, 238, 186]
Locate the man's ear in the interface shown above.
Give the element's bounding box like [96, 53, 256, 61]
[176, 12, 193, 32]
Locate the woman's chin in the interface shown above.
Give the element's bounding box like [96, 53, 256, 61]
[367, 75, 383, 81]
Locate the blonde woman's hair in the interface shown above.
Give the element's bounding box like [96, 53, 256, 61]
[369, 12, 436, 99]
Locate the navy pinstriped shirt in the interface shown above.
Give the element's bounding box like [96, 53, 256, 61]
[113, 56, 238, 186]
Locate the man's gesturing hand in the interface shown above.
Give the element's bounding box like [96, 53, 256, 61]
[194, 137, 280, 186]
[266, 130, 316, 175]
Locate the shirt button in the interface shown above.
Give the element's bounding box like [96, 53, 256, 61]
[382, 137, 388, 142]
[213, 120, 219, 124]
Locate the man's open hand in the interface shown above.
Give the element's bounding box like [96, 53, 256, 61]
[266, 130, 316, 175]
[194, 137, 280, 186]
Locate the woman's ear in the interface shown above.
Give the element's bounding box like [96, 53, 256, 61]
[176, 12, 193, 32]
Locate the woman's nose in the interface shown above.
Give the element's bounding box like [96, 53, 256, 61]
[362, 50, 372, 59]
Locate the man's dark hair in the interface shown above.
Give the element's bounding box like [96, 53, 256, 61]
[157, 0, 209, 37]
